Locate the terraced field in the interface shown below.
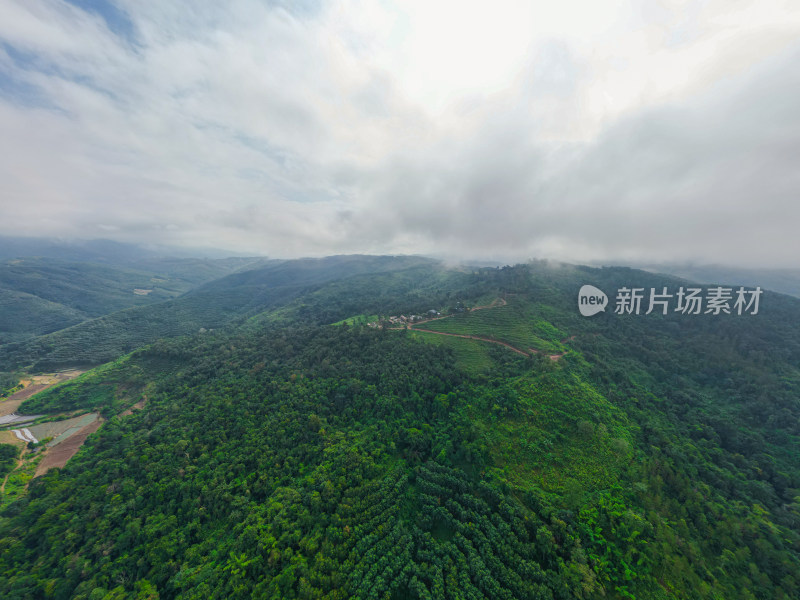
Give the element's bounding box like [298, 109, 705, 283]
[28, 412, 99, 447]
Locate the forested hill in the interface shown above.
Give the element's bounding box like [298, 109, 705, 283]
[0, 260, 799, 599]
[0, 254, 266, 348]
[0, 255, 444, 371]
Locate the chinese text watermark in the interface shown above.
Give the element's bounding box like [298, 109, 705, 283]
[579, 285, 762, 316]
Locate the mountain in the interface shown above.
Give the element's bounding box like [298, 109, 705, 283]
[0, 236, 243, 265]
[0, 287, 87, 344]
[0, 258, 798, 599]
[0, 237, 161, 264]
[630, 262, 800, 299]
[0, 255, 455, 370]
[0, 254, 266, 349]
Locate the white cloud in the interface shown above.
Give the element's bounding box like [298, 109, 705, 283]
[0, 0, 799, 265]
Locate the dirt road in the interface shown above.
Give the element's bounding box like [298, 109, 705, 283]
[411, 328, 531, 356]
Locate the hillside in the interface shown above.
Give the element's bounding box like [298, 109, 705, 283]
[0, 256, 266, 347]
[0, 255, 450, 371]
[0, 260, 798, 599]
[0, 288, 86, 344]
[0, 236, 238, 265]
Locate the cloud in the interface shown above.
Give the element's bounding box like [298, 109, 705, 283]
[0, 0, 799, 266]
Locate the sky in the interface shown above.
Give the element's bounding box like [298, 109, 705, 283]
[1, 0, 799, 266]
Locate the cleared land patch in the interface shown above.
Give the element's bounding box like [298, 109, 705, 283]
[0, 370, 104, 497]
[0, 430, 25, 447]
[336, 296, 574, 363]
[35, 419, 103, 477]
[0, 413, 42, 426]
[1, 384, 49, 413]
[28, 412, 99, 445]
[411, 299, 566, 354]
[119, 398, 146, 416]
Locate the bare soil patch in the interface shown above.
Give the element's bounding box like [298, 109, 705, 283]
[1, 371, 86, 418]
[1, 370, 85, 414]
[29, 370, 84, 386]
[118, 398, 147, 417]
[0, 430, 26, 448]
[35, 419, 103, 477]
[1, 384, 49, 410]
[0, 387, 48, 422]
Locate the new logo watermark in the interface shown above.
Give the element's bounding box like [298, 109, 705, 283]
[578, 285, 608, 316]
[578, 285, 762, 316]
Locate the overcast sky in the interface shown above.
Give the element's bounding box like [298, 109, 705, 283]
[1, 0, 799, 265]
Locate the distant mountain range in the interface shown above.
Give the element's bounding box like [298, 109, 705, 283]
[0, 236, 247, 265]
[627, 262, 800, 299]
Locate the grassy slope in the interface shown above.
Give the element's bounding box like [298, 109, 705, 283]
[475, 360, 636, 494]
[412, 296, 567, 353]
[408, 329, 496, 374]
[17, 347, 177, 417]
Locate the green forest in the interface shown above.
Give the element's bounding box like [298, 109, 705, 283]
[0, 259, 798, 599]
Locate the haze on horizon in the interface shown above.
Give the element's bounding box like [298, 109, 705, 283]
[1, 1, 799, 267]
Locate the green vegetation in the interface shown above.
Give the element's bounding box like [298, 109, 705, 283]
[19, 351, 170, 418]
[242, 260, 479, 331]
[0, 258, 798, 599]
[414, 297, 567, 353]
[332, 314, 379, 326]
[1, 450, 39, 507]
[408, 329, 497, 374]
[0, 444, 18, 478]
[0, 256, 265, 351]
[474, 365, 635, 493]
[0, 256, 453, 371]
[0, 258, 177, 317]
[0, 372, 21, 398]
[0, 288, 86, 344]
